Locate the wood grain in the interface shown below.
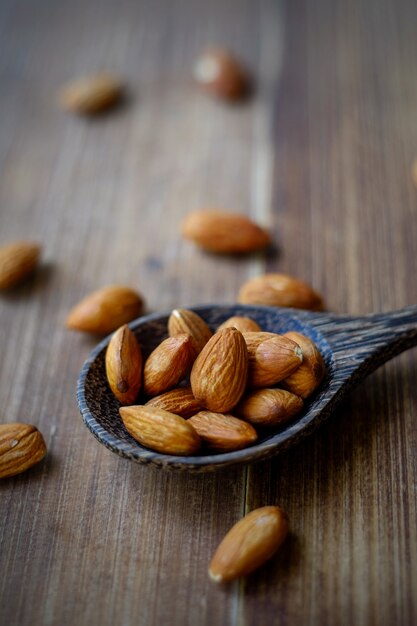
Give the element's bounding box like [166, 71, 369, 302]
[0, 0, 416, 625]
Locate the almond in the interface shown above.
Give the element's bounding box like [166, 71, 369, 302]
[209, 506, 289, 582]
[242, 331, 280, 352]
[0, 241, 41, 290]
[0, 423, 47, 478]
[58, 74, 123, 115]
[190, 328, 248, 412]
[238, 273, 324, 311]
[193, 48, 250, 102]
[188, 411, 257, 452]
[217, 316, 261, 333]
[145, 386, 202, 419]
[181, 209, 270, 254]
[168, 308, 212, 356]
[66, 285, 144, 334]
[236, 389, 303, 428]
[143, 334, 195, 397]
[280, 332, 326, 398]
[248, 335, 303, 388]
[105, 324, 143, 405]
[119, 405, 201, 455]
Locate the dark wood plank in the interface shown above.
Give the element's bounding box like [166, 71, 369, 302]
[0, 0, 416, 625]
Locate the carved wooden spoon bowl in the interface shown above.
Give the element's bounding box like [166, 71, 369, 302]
[77, 304, 417, 472]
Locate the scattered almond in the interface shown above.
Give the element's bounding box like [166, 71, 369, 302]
[218, 316, 261, 333]
[0, 423, 47, 478]
[209, 506, 289, 582]
[58, 74, 123, 115]
[193, 48, 250, 102]
[247, 335, 303, 388]
[191, 328, 248, 412]
[119, 405, 201, 455]
[238, 273, 324, 311]
[168, 308, 212, 356]
[181, 209, 270, 254]
[143, 334, 195, 397]
[280, 332, 326, 398]
[188, 411, 257, 451]
[0, 241, 41, 290]
[145, 386, 202, 419]
[236, 388, 303, 428]
[105, 324, 143, 405]
[66, 285, 144, 335]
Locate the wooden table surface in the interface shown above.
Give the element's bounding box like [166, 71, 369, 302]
[1, 0, 417, 624]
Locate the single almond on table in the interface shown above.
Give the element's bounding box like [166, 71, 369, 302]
[143, 334, 195, 397]
[168, 308, 212, 356]
[248, 335, 303, 388]
[238, 273, 324, 311]
[105, 324, 143, 405]
[66, 285, 144, 335]
[0, 241, 41, 290]
[236, 389, 303, 428]
[280, 332, 326, 398]
[0, 423, 47, 478]
[217, 316, 262, 333]
[193, 48, 250, 102]
[188, 411, 257, 452]
[191, 327, 248, 412]
[181, 209, 270, 254]
[145, 386, 202, 419]
[119, 405, 201, 456]
[209, 506, 289, 583]
[58, 74, 123, 115]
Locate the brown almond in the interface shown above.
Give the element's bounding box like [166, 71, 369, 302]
[119, 405, 201, 456]
[105, 325, 143, 405]
[238, 273, 324, 311]
[145, 386, 202, 419]
[0, 423, 47, 478]
[209, 506, 289, 583]
[236, 389, 303, 428]
[217, 316, 262, 333]
[181, 209, 270, 254]
[280, 332, 326, 398]
[242, 331, 280, 352]
[58, 74, 123, 115]
[188, 411, 257, 452]
[143, 334, 195, 397]
[193, 48, 250, 102]
[66, 285, 144, 335]
[0, 241, 41, 290]
[168, 308, 212, 356]
[249, 335, 303, 388]
[190, 328, 248, 412]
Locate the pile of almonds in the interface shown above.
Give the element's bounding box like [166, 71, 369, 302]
[106, 308, 326, 457]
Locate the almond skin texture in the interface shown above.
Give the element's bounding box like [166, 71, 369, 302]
[0, 423, 47, 478]
[236, 389, 303, 428]
[238, 273, 324, 311]
[188, 411, 257, 452]
[143, 334, 195, 397]
[181, 210, 270, 254]
[66, 285, 144, 335]
[193, 48, 250, 102]
[191, 328, 248, 412]
[119, 406, 201, 455]
[242, 331, 280, 352]
[248, 335, 303, 388]
[168, 308, 213, 356]
[0, 241, 41, 290]
[280, 332, 326, 398]
[209, 506, 289, 583]
[59, 74, 123, 115]
[145, 386, 202, 419]
[217, 316, 262, 333]
[105, 325, 143, 405]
